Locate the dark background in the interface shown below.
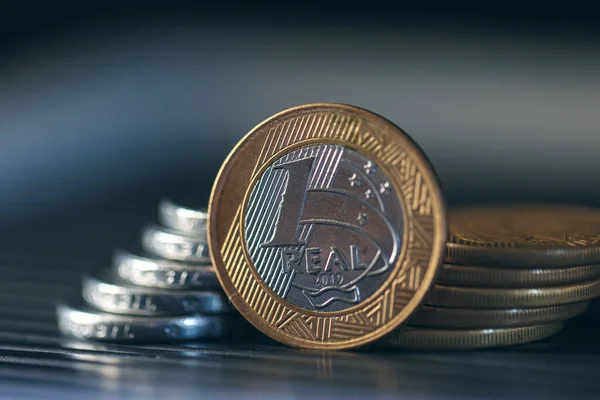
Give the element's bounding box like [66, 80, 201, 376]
[2, 2, 600, 227]
[1, 2, 600, 399]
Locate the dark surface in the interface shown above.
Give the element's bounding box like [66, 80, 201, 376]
[0, 205, 600, 399]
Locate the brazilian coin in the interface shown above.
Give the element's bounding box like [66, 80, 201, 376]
[81, 271, 232, 316]
[57, 302, 237, 342]
[446, 205, 600, 267]
[408, 302, 589, 329]
[142, 224, 210, 263]
[438, 263, 600, 288]
[381, 322, 564, 349]
[159, 198, 208, 235]
[208, 103, 446, 349]
[114, 247, 220, 289]
[426, 279, 600, 308]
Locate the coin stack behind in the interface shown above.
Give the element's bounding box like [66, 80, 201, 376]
[57, 199, 241, 343]
[383, 205, 600, 350]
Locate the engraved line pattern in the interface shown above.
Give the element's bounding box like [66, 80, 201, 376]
[247, 145, 345, 297]
[219, 111, 437, 343]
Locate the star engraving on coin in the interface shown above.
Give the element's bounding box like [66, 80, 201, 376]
[348, 173, 361, 187]
[364, 161, 376, 174]
[357, 212, 368, 226]
[379, 181, 391, 195]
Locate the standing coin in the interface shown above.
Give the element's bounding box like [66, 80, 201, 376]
[159, 199, 208, 235]
[438, 263, 600, 288]
[381, 322, 564, 349]
[446, 205, 600, 267]
[209, 103, 446, 349]
[142, 224, 210, 263]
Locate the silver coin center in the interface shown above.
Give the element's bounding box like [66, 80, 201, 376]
[244, 144, 404, 312]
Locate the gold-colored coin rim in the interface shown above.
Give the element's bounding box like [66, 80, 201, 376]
[437, 263, 600, 288]
[446, 205, 600, 268]
[208, 103, 446, 349]
[408, 302, 589, 329]
[381, 322, 564, 349]
[426, 279, 600, 308]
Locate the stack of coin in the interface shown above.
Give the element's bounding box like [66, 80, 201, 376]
[57, 199, 241, 343]
[383, 205, 600, 350]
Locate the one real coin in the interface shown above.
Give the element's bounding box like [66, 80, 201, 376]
[209, 103, 446, 349]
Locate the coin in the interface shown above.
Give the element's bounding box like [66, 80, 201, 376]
[81, 271, 233, 316]
[438, 263, 600, 288]
[158, 198, 208, 235]
[142, 224, 210, 263]
[57, 302, 238, 342]
[114, 247, 220, 289]
[426, 279, 600, 308]
[381, 322, 564, 349]
[408, 302, 589, 329]
[209, 103, 446, 349]
[446, 205, 600, 267]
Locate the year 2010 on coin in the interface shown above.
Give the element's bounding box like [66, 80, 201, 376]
[209, 103, 446, 349]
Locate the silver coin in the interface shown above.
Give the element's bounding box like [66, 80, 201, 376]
[57, 302, 236, 342]
[244, 144, 404, 312]
[142, 224, 210, 263]
[114, 248, 220, 289]
[82, 271, 232, 316]
[158, 198, 208, 235]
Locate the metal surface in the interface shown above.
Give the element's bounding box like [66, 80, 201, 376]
[158, 199, 208, 235]
[81, 271, 232, 315]
[438, 263, 600, 288]
[382, 322, 565, 350]
[57, 302, 238, 342]
[408, 302, 589, 329]
[209, 103, 447, 349]
[245, 144, 403, 312]
[142, 224, 210, 263]
[446, 205, 600, 267]
[427, 280, 600, 308]
[114, 248, 219, 289]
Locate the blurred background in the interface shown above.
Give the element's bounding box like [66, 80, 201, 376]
[1, 3, 600, 398]
[2, 1, 600, 232]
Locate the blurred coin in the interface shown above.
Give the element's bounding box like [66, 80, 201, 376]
[82, 271, 232, 316]
[446, 205, 600, 267]
[409, 302, 589, 329]
[438, 263, 600, 288]
[114, 247, 219, 289]
[209, 103, 446, 349]
[142, 224, 210, 263]
[381, 322, 564, 349]
[426, 279, 600, 308]
[159, 198, 208, 235]
[57, 302, 237, 343]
